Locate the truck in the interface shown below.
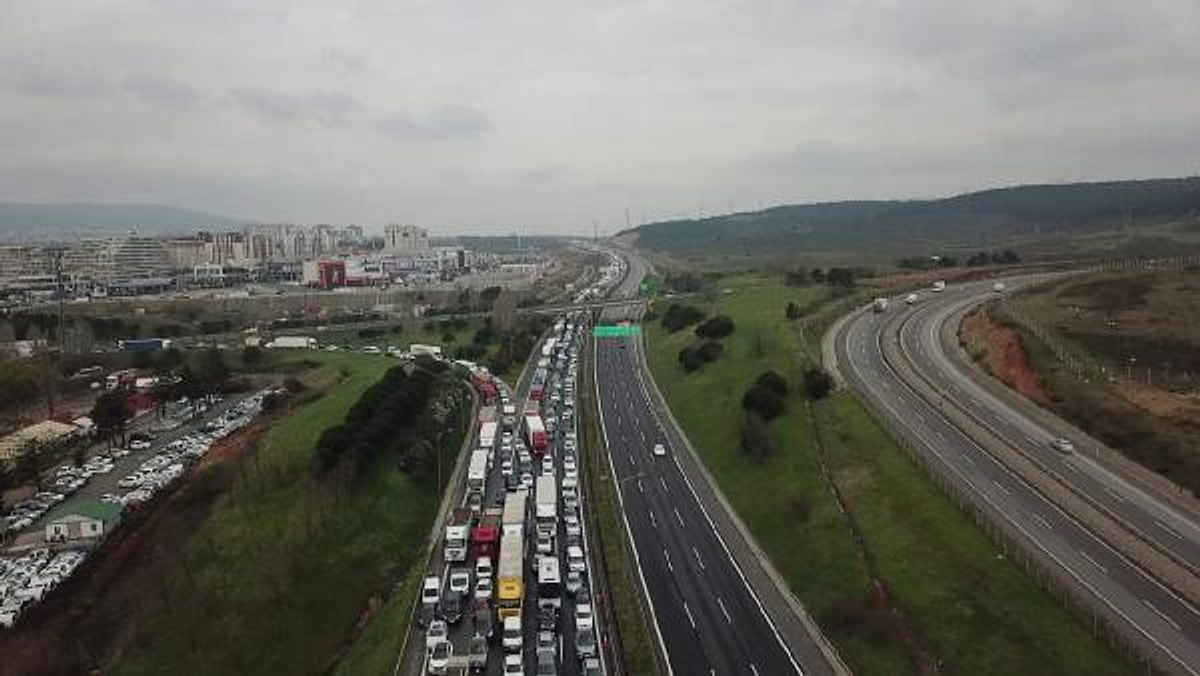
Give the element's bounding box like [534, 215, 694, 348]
[105, 368, 139, 390]
[498, 491, 527, 620]
[501, 403, 518, 431]
[905, 292, 919, 305]
[118, 338, 172, 352]
[472, 508, 503, 560]
[409, 343, 442, 358]
[467, 449, 490, 494]
[479, 421, 499, 451]
[535, 474, 557, 539]
[267, 336, 317, 349]
[529, 368, 548, 401]
[992, 281, 1006, 293]
[871, 297, 889, 313]
[540, 338, 557, 358]
[444, 507, 473, 563]
[471, 369, 497, 404]
[931, 280, 946, 293]
[524, 414, 547, 455]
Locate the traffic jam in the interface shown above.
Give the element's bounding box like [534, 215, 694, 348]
[419, 312, 604, 676]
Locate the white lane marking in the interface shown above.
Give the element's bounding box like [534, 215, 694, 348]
[674, 507, 686, 527]
[991, 479, 1012, 496]
[630, 454, 637, 467]
[660, 475, 669, 493]
[1079, 549, 1107, 574]
[750, 663, 761, 676]
[1103, 487, 1126, 503]
[1024, 435, 1038, 445]
[683, 600, 697, 629]
[649, 510, 657, 528]
[664, 549, 673, 573]
[637, 478, 644, 493]
[693, 546, 705, 571]
[1155, 519, 1185, 541]
[716, 596, 731, 624]
[1032, 513, 1052, 530]
[961, 453, 975, 465]
[1144, 598, 1183, 632]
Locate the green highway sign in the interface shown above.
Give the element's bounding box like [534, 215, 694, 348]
[592, 324, 642, 338]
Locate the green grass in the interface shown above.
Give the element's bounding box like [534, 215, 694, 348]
[112, 352, 457, 676]
[645, 275, 1135, 676]
[332, 559, 424, 676]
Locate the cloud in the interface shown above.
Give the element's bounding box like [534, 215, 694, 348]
[121, 75, 202, 107]
[375, 105, 491, 139]
[229, 86, 365, 126]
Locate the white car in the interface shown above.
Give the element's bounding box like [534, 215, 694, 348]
[425, 620, 448, 651]
[474, 576, 493, 601]
[575, 602, 594, 632]
[504, 653, 525, 675]
[421, 576, 441, 606]
[652, 443, 666, 457]
[448, 569, 471, 596]
[427, 639, 452, 675]
[475, 556, 493, 581]
[564, 515, 581, 539]
[1050, 437, 1075, 454]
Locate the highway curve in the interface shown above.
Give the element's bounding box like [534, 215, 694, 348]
[835, 279, 1200, 676]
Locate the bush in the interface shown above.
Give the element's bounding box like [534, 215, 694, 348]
[785, 302, 803, 320]
[783, 270, 810, 287]
[283, 377, 306, 393]
[678, 347, 705, 373]
[742, 385, 785, 420]
[696, 340, 724, 362]
[661, 304, 706, 333]
[740, 413, 775, 459]
[755, 370, 788, 396]
[803, 368, 834, 400]
[695, 315, 735, 339]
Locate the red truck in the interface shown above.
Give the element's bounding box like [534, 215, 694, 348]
[472, 508, 503, 560]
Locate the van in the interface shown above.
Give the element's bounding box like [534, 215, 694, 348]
[502, 614, 524, 652]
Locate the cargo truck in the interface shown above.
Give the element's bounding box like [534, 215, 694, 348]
[872, 297, 889, 313]
[467, 449, 490, 495]
[497, 490, 527, 621]
[444, 507, 473, 563]
[535, 474, 557, 539]
[267, 336, 317, 349]
[524, 414, 547, 456]
[472, 508, 503, 560]
[118, 338, 172, 352]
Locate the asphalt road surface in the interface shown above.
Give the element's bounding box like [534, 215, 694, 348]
[836, 280, 1200, 676]
[592, 252, 804, 676]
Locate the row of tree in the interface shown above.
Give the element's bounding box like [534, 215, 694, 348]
[739, 368, 833, 459]
[896, 249, 1021, 270]
[783, 267, 859, 289]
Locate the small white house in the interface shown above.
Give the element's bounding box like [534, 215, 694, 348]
[44, 501, 122, 544]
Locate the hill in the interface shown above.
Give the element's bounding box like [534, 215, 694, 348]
[623, 177, 1200, 257]
[0, 202, 248, 241]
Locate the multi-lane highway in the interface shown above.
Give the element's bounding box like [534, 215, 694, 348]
[590, 251, 824, 676]
[835, 279, 1200, 675]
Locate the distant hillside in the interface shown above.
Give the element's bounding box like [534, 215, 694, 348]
[624, 177, 1200, 255]
[0, 202, 248, 241]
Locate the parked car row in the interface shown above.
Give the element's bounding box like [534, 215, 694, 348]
[2, 455, 121, 534]
[0, 549, 85, 628]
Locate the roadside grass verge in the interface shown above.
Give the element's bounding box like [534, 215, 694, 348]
[112, 353, 461, 676]
[645, 274, 1135, 675]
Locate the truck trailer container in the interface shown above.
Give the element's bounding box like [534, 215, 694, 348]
[524, 415, 547, 455]
[467, 449, 490, 494]
[535, 474, 557, 538]
[267, 336, 317, 349]
[444, 507, 473, 563]
[472, 508, 503, 560]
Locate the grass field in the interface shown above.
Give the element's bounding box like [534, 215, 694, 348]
[645, 275, 1135, 675]
[112, 353, 460, 675]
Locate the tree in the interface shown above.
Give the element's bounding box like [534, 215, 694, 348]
[783, 270, 809, 287]
[661, 304, 706, 332]
[826, 268, 855, 288]
[678, 347, 705, 373]
[695, 315, 735, 339]
[241, 345, 265, 367]
[696, 340, 724, 363]
[742, 385, 785, 420]
[785, 302, 804, 320]
[156, 347, 185, 372]
[92, 391, 132, 446]
[802, 368, 834, 400]
[195, 348, 229, 397]
[756, 370, 789, 396]
[810, 269, 827, 284]
[740, 413, 774, 459]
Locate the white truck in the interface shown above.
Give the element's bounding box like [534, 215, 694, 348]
[467, 449, 490, 495]
[479, 421, 499, 450]
[409, 343, 442, 358]
[444, 507, 472, 563]
[871, 297, 889, 313]
[535, 474, 558, 539]
[267, 336, 317, 349]
[931, 280, 946, 293]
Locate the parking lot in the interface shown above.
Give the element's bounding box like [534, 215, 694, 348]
[0, 390, 271, 629]
[415, 313, 606, 675]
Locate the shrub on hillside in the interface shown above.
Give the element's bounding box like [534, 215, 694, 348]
[678, 347, 705, 372]
[742, 384, 785, 420]
[696, 340, 724, 362]
[695, 315, 735, 339]
[661, 304, 706, 332]
[803, 368, 834, 400]
[756, 370, 788, 396]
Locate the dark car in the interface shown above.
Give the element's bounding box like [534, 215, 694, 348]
[468, 634, 488, 673]
[441, 591, 463, 624]
[416, 602, 437, 628]
[506, 473, 521, 492]
[473, 600, 494, 638]
[537, 605, 558, 632]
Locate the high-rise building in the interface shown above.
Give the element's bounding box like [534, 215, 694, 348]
[384, 224, 429, 254]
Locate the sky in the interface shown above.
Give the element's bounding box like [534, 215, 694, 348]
[2, 0, 1199, 235]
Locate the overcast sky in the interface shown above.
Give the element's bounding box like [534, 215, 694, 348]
[2, 1, 1199, 235]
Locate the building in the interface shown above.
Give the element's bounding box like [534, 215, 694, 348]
[0, 420, 80, 469]
[44, 500, 123, 544]
[384, 225, 429, 254]
[302, 259, 347, 289]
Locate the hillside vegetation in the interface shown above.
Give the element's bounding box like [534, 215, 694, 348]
[625, 177, 1200, 257]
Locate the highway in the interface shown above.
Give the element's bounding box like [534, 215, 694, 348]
[591, 252, 808, 676]
[835, 280, 1200, 675]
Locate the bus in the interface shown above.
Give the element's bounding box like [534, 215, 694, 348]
[536, 555, 562, 609]
[497, 490, 527, 620]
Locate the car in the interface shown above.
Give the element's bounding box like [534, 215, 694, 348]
[536, 647, 558, 676]
[425, 620, 448, 651]
[536, 533, 554, 555]
[473, 602, 494, 638]
[574, 602, 593, 632]
[441, 591, 463, 623]
[503, 653, 525, 675]
[449, 568, 471, 596]
[561, 489, 578, 511]
[502, 615, 523, 652]
[581, 656, 602, 676]
[575, 629, 597, 659]
[652, 443, 666, 457]
[566, 569, 584, 596]
[506, 473, 522, 492]
[1051, 437, 1075, 454]
[538, 605, 558, 632]
[563, 514, 581, 539]
[468, 634, 488, 673]
[521, 472, 535, 489]
[536, 629, 556, 651]
[427, 639, 452, 674]
[475, 556, 493, 580]
[474, 576, 493, 600]
[417, 603, 437, 628]
[566, 545, 586, 574]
